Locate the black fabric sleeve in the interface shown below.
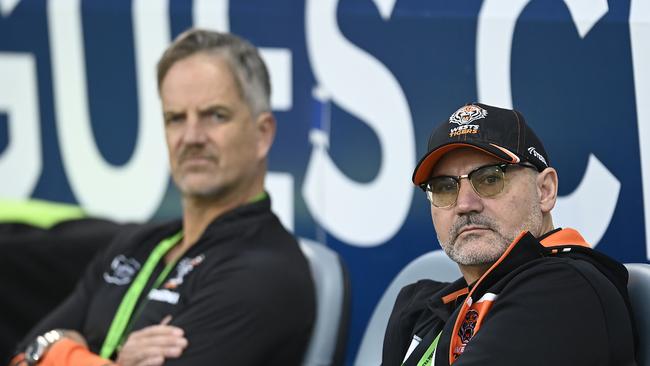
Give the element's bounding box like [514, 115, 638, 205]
[12, 222, 147, 354]
[0, 219, 126, 362]
[451, 260, 635, 366]
[15, 243, 110, 351]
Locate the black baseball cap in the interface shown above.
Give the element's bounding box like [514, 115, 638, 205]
[412, 103, 550, 185]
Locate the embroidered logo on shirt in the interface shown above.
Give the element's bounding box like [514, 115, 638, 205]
[148, 288, 180, 304]
[452, 293, 497, 360]
[458, 309, 478, 344]
[163, 254, 205, 290]
[103, 255, 141, 285]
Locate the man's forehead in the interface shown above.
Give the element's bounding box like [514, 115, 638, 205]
[431, 147, 502, 175]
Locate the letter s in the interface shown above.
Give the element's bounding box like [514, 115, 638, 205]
[303, 0, 414, 246]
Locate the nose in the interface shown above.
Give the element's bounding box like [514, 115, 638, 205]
[182, 114, 207, 144]
[454, 178, 483, 214]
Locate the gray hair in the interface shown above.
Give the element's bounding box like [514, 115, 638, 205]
[157, 28, 271, 116]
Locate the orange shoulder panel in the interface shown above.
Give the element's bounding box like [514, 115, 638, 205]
[441, 287, 469, 305]
[540, 228, 590, 248]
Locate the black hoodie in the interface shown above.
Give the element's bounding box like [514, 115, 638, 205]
[17, 197, 315, 365]
[382, 228, 638, 366]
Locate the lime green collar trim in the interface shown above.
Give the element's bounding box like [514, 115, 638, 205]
[249, 191, 267, 203]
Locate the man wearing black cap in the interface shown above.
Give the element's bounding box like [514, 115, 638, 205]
[381, 103, 637, 365]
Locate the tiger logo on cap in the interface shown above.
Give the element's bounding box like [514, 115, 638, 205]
[449, 105, 488, 125]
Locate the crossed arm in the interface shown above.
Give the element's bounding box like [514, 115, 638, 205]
[11, 318, 187, 366]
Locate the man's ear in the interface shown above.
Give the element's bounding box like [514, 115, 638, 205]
[537, 167, 558, 214]
[255, 112, 276, 159]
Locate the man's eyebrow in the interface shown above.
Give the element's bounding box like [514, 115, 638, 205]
[162, 110, 185, 121]
[163, 109, 183, 116]
[198, 104, 229, 113]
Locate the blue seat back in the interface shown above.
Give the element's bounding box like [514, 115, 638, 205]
[625, 263, 650, 366]
[300, 238, 350, 366]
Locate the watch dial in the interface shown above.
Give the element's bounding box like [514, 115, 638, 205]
[25, 336, 47, 363]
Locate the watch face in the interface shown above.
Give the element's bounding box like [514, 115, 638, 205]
[25, 336, 48, 364]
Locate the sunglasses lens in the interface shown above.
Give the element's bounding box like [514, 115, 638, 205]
[470, 165, 505, 197]
[424, 164, 513, 207]
[427, 176, 458, 207]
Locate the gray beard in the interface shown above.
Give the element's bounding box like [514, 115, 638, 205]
[438, 208, 542, 266]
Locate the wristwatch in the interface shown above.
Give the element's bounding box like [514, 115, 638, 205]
[24, 330, 63, 365]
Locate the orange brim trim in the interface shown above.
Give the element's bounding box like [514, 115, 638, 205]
[412, 143, 519, 185]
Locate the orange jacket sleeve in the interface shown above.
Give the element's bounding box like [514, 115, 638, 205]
[9, 339, 115, 366]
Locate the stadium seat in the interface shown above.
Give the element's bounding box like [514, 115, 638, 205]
[354, 250, 460, 366]
[299, 238, 350, 366]
[625, 263, 650, 366]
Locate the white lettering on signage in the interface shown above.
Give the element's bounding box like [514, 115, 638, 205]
[553, 155, 620, 248]
[477, 0, 607, 106]
[630, 0, 650, 260]
[193, 0, 229, 32]
[260, 49, 293, 111]
[476, 0, 620, 247]
[0, 0, 20, 17]
[303, 0, 415, 246]
[563, 0, 608, 38]
[0, 53, 41, 198]
[265, 172, 295, 232]
[259, 49, 296, 228]
[372, 0, 398, 20]
[476, 0, 530, 109]
[46, 0, 170, 221]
